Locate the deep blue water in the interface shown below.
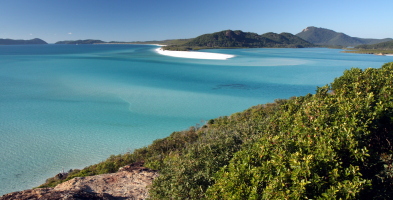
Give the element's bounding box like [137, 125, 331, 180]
[0, 44, 392, 195]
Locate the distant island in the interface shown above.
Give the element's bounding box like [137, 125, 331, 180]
[296, 26, 392, 47]
[0, 38, 47, 45]
[295, 26, 393, 55]
[162, 30, 315, 51]
[55, 39, 105, 44]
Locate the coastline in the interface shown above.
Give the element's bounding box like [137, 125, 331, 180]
[154, 47, 235, 60]
[342, 50, 393, 56]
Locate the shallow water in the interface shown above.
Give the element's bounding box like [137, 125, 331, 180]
[0, 44, 392, 195]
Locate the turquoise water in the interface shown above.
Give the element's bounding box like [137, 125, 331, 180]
[0, 45, 392, 195]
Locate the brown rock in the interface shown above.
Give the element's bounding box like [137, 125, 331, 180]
[0, 188, 116, 200]
[0, 166, 159, 200]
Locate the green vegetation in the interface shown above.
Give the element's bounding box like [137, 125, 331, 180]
[162, 30, 315, 50]
[0, 38, 47, 45]
[55, 39, 105, 44]
[296, 26, 392, 46]
[207, 64, 393, 199]
[39, 63, 393, 199]
[342, 49, 393, 55]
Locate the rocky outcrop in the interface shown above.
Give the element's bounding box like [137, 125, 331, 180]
[0, 188, 115, 200]
[0, 164, 158, 200]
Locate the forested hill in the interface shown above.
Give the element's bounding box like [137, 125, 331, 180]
[354, 40, 393, 50]
[296, 26, 392, 47]
[0, 38, 47, 45]
[162, 30, 315, 50]
[55, 39, 105, 44]
[39, 62, 393, 199]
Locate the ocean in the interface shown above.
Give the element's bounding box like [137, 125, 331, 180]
[0, 44, 392, 195]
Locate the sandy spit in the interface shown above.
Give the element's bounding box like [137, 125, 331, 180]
[155, 48, 235, 60]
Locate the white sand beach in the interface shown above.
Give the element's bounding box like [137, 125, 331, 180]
[155, 48, 235, 60]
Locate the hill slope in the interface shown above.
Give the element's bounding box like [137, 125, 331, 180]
[296, 26, 392, 46]
[0, 38, 47, 45]
[163, 30, 315, 50]
[35, 62, 393, 199]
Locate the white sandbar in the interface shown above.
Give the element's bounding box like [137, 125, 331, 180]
[155, 48, 235, 60]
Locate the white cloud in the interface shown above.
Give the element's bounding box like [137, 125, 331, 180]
[68, 32, 72, 35]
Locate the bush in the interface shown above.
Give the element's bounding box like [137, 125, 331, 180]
[206, 63, 393, 199]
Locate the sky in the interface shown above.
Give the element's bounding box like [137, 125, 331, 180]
[0, 0, 392, 43]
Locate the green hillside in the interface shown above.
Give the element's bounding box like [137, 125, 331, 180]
[0, 38, 47, 45]
[40, 63, 393, 199]
[355, 40, 393, 50]
[55, 39, 105, 44]
[163, 30, 315, 50]
[296, 26, 392, 47]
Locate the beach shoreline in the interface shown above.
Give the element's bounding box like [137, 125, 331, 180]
[154, 47, 235, 60]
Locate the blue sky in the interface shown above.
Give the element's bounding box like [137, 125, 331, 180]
[0, 0, 392, 43]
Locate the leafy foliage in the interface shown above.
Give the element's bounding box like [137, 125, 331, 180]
[207, 63, 393, 199]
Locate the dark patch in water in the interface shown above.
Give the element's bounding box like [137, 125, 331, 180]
[213, 84, 255, 90]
